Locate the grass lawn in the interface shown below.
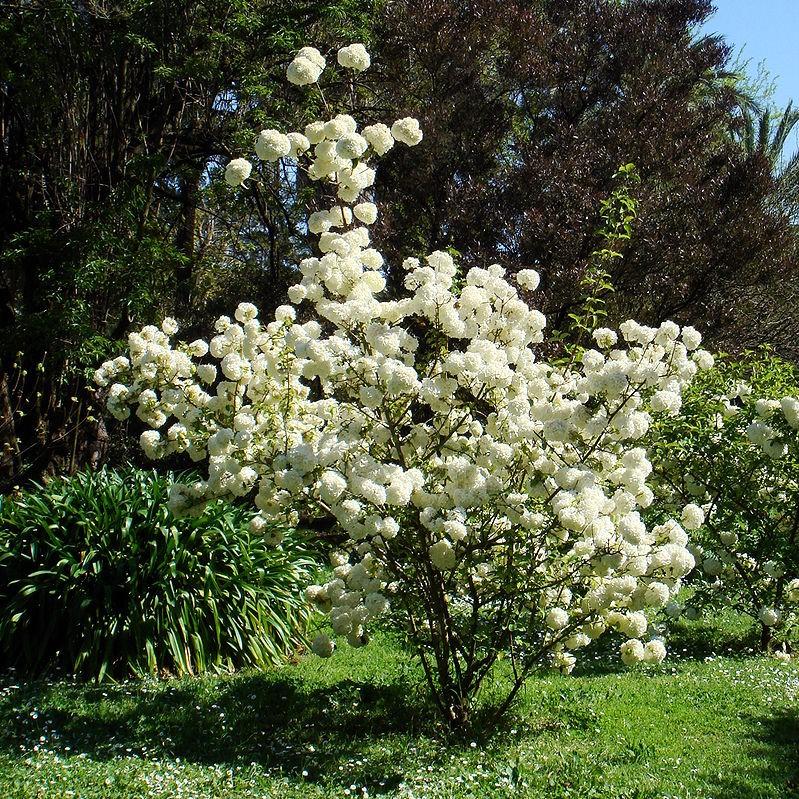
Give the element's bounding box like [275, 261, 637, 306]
[1, 618, 798, 799]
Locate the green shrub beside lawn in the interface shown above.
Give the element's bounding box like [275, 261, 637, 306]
[0, 468, 317, 680]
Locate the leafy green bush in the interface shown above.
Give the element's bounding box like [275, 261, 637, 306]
[0, 467, 317, 680]
[648, 350, 799, 650]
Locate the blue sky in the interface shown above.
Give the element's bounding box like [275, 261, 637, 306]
[700, 1, 799, 111]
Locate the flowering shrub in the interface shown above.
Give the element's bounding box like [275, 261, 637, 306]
[648, 352, 799, 652]
[96, 44, 713, 723]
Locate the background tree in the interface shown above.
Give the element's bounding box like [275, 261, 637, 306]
[368, 0, 798, 351]
[3, 0, 799, 488]
[736, 102, 799, 218]
[0, 0, 374, 487]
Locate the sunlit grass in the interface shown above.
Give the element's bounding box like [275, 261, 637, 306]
[1, 617, 798, 798]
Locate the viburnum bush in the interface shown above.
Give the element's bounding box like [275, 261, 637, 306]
[648, 352, 799, 654]
[95, 43, 715, 725]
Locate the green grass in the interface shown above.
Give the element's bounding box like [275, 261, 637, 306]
[0, 620, 798, 799]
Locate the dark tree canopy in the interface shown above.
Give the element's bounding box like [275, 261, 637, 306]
[0, 0, 374, 485]
[1, 0, 797, 486]
[371, 0, 797, 351]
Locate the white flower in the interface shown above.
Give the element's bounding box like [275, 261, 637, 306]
[320, 470, 348, 503]
[249, 514, 269, 534]
[553, 650, 576, 674]
[442, 519, 468, 542]
[196, 364, 216, 384]
[620, 639, 645, 665]
[593, 327, 618, 348]
[336, 133, 369, 160]
[140, 430, 161, 459]
[391, 117, 423, 146]
[651, 390, 682, 415]
[654, 320, 679, 345]
[622, 612, 648, 638]
[642, 639, 666, 664]
[681, 503, 705, 531]
[681, 326, 702, 350]
[516, 269, 540, 291]
[365, 592, 389, 615]
[353, 202, 378, 225]
[287, 132, 311, 158]
[224, 157, 252, 186]
[643, 582, 670, 608]
[256, 129, 292, 162]
[235, 302, 258, 323]
[337, 43, 371, 71]
[545, 608, 569, 630]
[429, 539, 456, 571]
[221, 352, 244, 381]
[362, 123, 394, 155]
[758, 607, 781, 627]
[324, 114, 357, 139]
[305, 121, 327, 144]
[308, 210, 332, 235]
[188, 339, 209, 357]
[264, 526, 284, 545]
[327, 205, 353, 228]
[693, 350, 715, 370]
[297, 46, 326, 69]
[780, 397, 799, 429]
[310, 633, 335, 657]
[287, 50, 324, 86]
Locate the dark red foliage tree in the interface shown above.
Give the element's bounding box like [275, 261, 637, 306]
[370, 0, 798, 354]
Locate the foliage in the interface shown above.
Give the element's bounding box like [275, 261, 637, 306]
[371, 0, 798, 355]
[0, 625, 797, 798]
[735, 100, 799, 221]
[0, 467, 317, 680]
[648, 351, 799, 650]
[99, 46, 713, 727]
[555, 162, 640, 353]
[0, 0, 376, 487]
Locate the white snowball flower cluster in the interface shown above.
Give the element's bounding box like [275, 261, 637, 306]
[256, 129, 291, 162]
[390, 117, 423, 146]
[758, 606, 781, 627]
[287, 46, 326, 86]
[224, 158, 252, 187]
[226, 43, 419, 202]
[96, 43, 714, 722]
[337, 43, 371, 71]
[620, 637, 666, 665]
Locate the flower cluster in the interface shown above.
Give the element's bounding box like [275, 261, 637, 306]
[225, 43, 420, 209]
[97, 43, 714, 717]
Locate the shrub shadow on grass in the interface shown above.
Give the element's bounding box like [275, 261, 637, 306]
[707, 708, 799, 799]
[664, 614, 761, 660]
[0, 669, 435, 792]
[563, 614, 762, 679]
